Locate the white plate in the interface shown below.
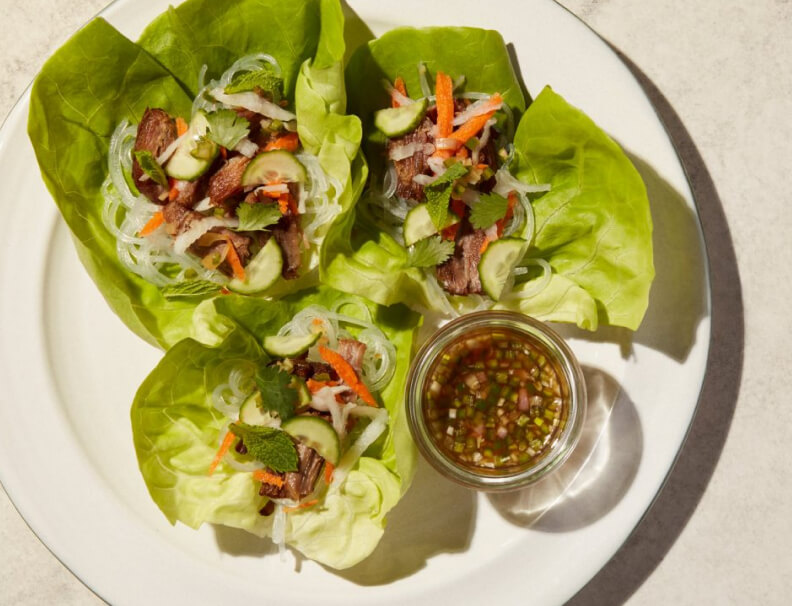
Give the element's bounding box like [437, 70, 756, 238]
[0, 0, 710, 604]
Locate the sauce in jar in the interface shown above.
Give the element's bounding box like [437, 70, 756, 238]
[422, 327, 570, 472]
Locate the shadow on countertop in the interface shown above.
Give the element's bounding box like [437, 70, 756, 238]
[567, 49, 745, 606]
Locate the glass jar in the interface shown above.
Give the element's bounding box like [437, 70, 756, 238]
[406, 311, 586, 491]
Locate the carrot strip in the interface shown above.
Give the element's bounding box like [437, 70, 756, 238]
[167, 179, 179, 201]
[324, 461, 335, 484]
[449, 93, 503, 143]
[278, 197, 289, 214]
[207, 431, 235, 476]
[449, 199, 467, 220]
[284, 499, 319, 513]
[220, 146, 228, 159]
[318, 345, 378, 407]
[392, 76, 408, 107]
[306, 378, 339, 393]
[176, 117, 189, 137]
[496, 192, 518, 237]
[480, 238, 490, 255]
[253, 469, 284, 488]
[139, 211, 164, 236]
[435, 71, 454, 138]
[455, 145, 469, 159]
[264, 132, 300, 152]
[224, 237, 246, 281]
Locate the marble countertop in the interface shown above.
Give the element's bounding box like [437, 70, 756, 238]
[1, 1, 790, 603]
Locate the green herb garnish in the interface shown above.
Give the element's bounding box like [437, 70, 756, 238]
[469, 192, 510, 229]
[133, 150, 167, 186]
[228, 423, 298, 472]
[407, 236, 455, 268]
[424, 162, 468, 229]
[254, 366, 299, 421]
[205, 109, 250, 150]
[224, 65, 284, 103]
[236, 203, 282, 231]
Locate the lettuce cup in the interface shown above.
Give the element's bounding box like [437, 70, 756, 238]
[28, 0, 367, 348]
[323, 27, 654, 331]
[131, 288, 419, 569]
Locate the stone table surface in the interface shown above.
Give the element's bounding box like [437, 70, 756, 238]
[1, 0, 790, 604]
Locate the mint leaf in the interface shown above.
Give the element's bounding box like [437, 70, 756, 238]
[133, 150, 167, 186]
[224, 66, 284, 103]
[205, 109, 250, 150]
[236, 203, 282, 231]
[228, 423, 298, 472]
[469, 192, 510, 229]
[407, 236, 455, 268]
[425, 162, 468, 229]
[161, 280, 220, 299]
[255, 366, 298, 421]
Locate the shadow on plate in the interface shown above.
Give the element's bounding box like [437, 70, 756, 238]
[331, 458, 477, 585]
[489, 366, 642, 530]
[567, 48, 744, 606]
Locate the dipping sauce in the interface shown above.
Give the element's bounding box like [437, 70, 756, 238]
[406, 311, 585, 491]
[423, 327, 569, 472]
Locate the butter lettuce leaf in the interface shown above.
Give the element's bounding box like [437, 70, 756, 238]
[131, 288, 419, 569]
[28, 0, 364, 347]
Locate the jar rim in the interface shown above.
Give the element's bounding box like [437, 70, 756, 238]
[406, 311, 586, 492]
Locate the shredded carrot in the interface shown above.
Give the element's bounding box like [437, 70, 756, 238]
[284, 499, 319, 513]
[140, 211, 164, 236]
[480, 238, 490, 255]
[324, 461, 335, 484]
[449, 93, 503, 144]
[257, 189, 283, 199]
[253, 469, 284, 488]
[207, 431, 235, 476]
[176, 116, 189, 137]
[449, 199, 467, 219]
[435, 71, 454, 138]
[220, 146, 228, 159]
[392, 76, 408, 107]
[265, 132, 300, 152]
[224, 237, 246, 281]
[496, 192, 518, 237]
[455, 145, 469, 159]
[476, 163, 489, 170]
[311, 318, 324, 327]
[168, 179, 179, 201]
[306, 378, 339, 393]
[278, 197, 290, 214]
[318, 345, 378, 407]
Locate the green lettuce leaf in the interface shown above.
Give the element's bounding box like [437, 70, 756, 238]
[322, 26, 527, 311]
[131, 288, 419, 569]
[509, 87, 654, 330]
[323, 26, 654, 330]
[28, 0, 365, 347]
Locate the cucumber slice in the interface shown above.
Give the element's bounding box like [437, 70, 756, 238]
[239, 392, 270, 426]
[479, 237, 527, 301]
[403, 203, 460, 246]
[228, 238, 282, 294]
[241, 150, 306, 186]
[374, 97, 428, 138]
[165, 112, 218, 181]
[263, 332, 320, 358]
[281, 416, 340, 465]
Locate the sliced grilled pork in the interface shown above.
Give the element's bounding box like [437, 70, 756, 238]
[436, 219, 487, 295]
[208, 155, 251, 206]
[388, 116, 434, 201]
[271, 214, 302, 279]
[133, 108, 176, 203]
[337, 339, 367, 374]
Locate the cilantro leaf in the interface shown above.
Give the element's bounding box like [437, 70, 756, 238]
[469, 192, 510, 229]
[205, 109, 250, 150]
[224, 66, 284, 103]
[228, 423, 298, 473]
[255, 366, 298, 421]
[160, 280, 220, 300]
[236, 203, 282, 231]
[424, 162, 468, 229]
[133, 150, 167, 186]
[407, 236, 455, 268]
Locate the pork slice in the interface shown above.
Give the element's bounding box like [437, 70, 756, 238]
[133, 108, 176, 203]
[208, 156, 251, 206]
[337, 339, 367, 374]
[171, 176, 208, 207]
[388, 116, 434, 201]
[162, 199, 201, 233]
[289, 358, 338, 381]
[258, 442, 324, 501]
[270, 214, 302, 279]
[436, 219, 487, 295]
